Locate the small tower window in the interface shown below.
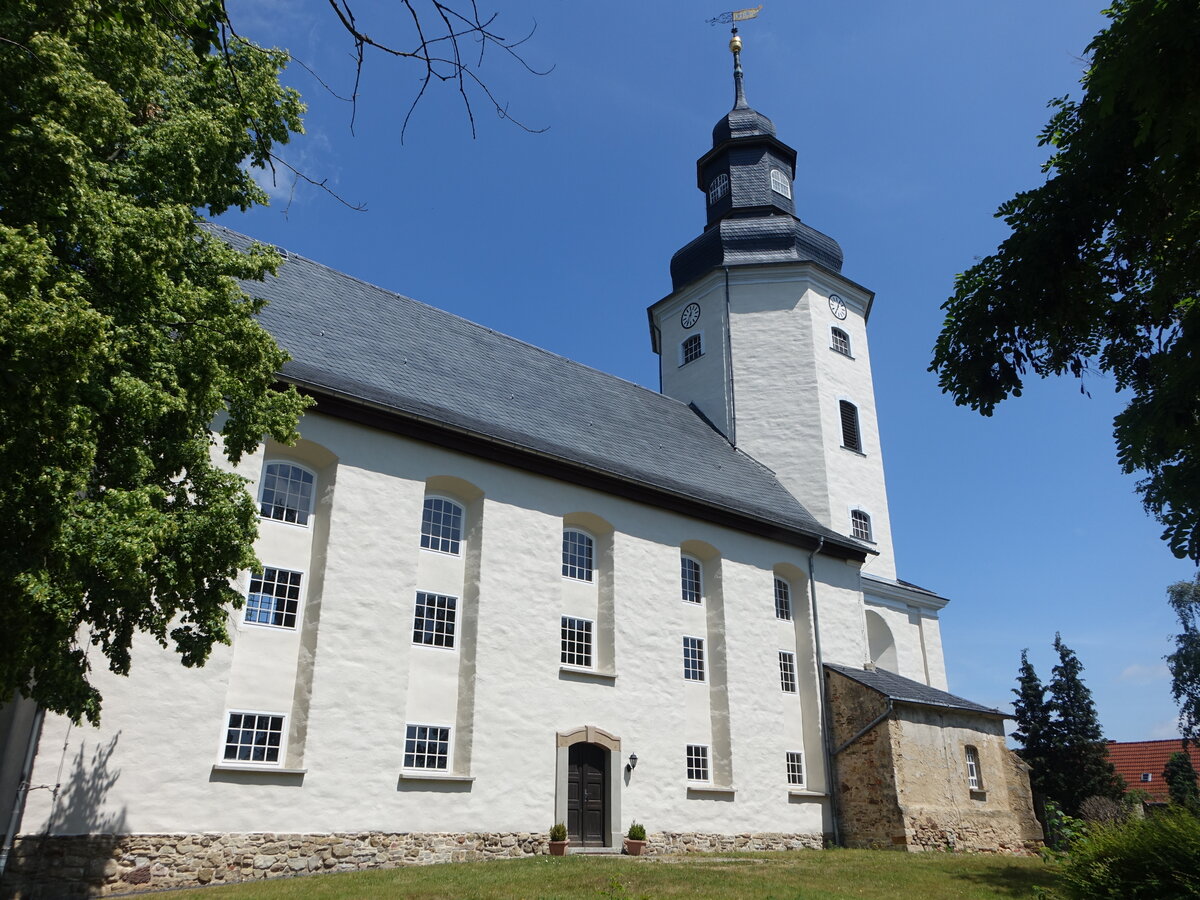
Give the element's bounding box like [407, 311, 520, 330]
[839, 400, 862, 452]
[770, 168, 792, 199]
[708, 173, 729, 204]
[851, 509, 872, 542]
[831, 327, 851, 356]
[680, 333, 703, 365]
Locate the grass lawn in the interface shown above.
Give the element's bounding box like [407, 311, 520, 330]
[163, 850, 1059, 899]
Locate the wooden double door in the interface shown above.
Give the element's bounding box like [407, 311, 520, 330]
[566, 742, 607, 846]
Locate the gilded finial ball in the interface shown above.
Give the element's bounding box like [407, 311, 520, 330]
[729, 33, 742, 53]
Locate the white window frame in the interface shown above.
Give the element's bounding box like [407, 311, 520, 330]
[786, 750, 806, 787]
[683, 636, 706, 682]
[403, 723, 452, 771]
[412, 591, 458, 649]
[965, 745, 982, 790]
[779, 650, 798, 693]
[839, 400, 862, 453]
[850, 509, 873, 543]
[420, 495, 465, 556]
[681, 555, 703, 605]
[708, 173, 729, 204]
[830, 326, 852, 357]
[562, 528, 595, 582]
[770, 167, 792, 199]
[686, 744, 711, 782]
[560, 615, 595, 669]
[774, 577, 792, 621]
[258, 460, 316, 527]
[244, 566, 305, 630]
[679, 332, 704, 366]
[1141, 772, 1153, 783]
[220, 710, 287, 767]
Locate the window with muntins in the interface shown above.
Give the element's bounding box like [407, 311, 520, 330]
[839, 400, 862, 452]
[683, 636, 706, 681]
[687, 744, 710, 782]
[259, 462, 315, 525]
[770, 168, 792, 198]
[223, 712, 284, 764]
[831, 327, 851, 356]
[404, 724, 450, 770]
[681, 556, 702, 604]
[774, 577, 792, 621]
[413, 592, 457, 648]
[851, 509, 872, 542]
[562, 530, 594, 581]
[787, 751, 805, 787]
[708, 173, 729, 204]
[966, 746, 982, 790]
[681, 333, 703, 365]
[421, 497, 464, 554]
[561, 616, 594, 668]
[245, 568, 303, 629]
[779, 650, 798, 693]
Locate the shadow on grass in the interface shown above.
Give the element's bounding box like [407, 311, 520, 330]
[944, 860, 1061, 897]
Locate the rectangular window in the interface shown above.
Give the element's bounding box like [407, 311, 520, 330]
[687, 744, 710, 782]
[404, 724, 450, 770]
[245, 568, 303, 629]
[413, 591, 457, 648]
[839, 400, 862, 453]
[681, 556, 702, 604]
[681, 333, 703, 365]
[1141, 772, 1153, 783]
[966, 746, 982, 790]
[683, 636, 706, 681]
[787, 751, 805, 787]
[223, 712, 284, 764]
[561, 616, 594, 668]
[779, 650, 798, 693]
[421, 497, 464, 554]
[774, 577, 792, 621]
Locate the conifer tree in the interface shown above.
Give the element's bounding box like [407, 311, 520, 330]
[1164, 750, 1200, 813]
[1011, 649, 1054, 798]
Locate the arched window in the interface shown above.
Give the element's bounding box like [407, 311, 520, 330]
[830, 326, 851, 356]
[421, 496, 464, 555]
[774, 577, 792, 621]
[850, 509, 872, 542]
[965, 746, 982, 790]
[680, 555, 702, 604]
[680, 333, 703, 365]
[708, 173, 729, 204]
[259, 462, 315, 525]
[839, 400, 862, 452]
[770, 168, 792, 199]
[562, 529, 594, 581]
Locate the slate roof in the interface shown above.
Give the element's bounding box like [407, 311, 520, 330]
[210, 225, 863, 556]
[825, 663, 1006, 717]
[1106, 739, 1199, 802]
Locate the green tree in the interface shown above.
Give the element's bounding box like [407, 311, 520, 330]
[0, 1, 310, 724]
[1167, 577, 1200, 745]
[1011, 649, 1054, 797]
[1164, 750, 1200, 813]
[929, 0, 1200, 562]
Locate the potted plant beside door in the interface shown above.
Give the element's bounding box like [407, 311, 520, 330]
[548, 822, 569, 856]
[624, 821, 647, 856]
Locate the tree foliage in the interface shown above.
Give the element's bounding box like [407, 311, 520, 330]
[930, 0, 1200, 562]
[1168, 577, 1200, 746]
[1164, 750, 1200, 813]
[0, 1, 310, 724]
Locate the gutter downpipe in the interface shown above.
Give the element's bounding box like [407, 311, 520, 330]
[808, 536, 841, 847]
[0, 705, 45, 879]
[723, 267, 736, 446]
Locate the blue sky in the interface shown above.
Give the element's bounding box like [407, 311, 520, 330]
[221, 1, 1194, 743]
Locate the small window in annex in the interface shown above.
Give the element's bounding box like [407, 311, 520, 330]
[851, 509, 872, 542]
[223, 712, 284, 764]
[561, 616, 594, 668]
[421, 497, 464, 555]
[965, 746, 982, 790]
[831, 327, 851, 356]
[786, 751, 805, 787]
[708, 173, 729, 204]
[778, 650, 798, 693]
[683, 636, 706, 681]
[839, 400, 862, 453]
[245, 568, 303, 629]
[413, 591, 457, 648]
[259, 462, 315, 525]
[686, 744, 710, 782]
[774, 577, 792, 621]
[770, 168, 792, 199]
[562, 530, 594, 581]
[404, 724, 450, 770]
[681, 333, 703, 365]
[681, 556, 703, 604]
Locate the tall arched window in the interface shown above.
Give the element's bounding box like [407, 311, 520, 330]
[680, 555, 703, 604]
[850, 509, 872, 542]
[562, 529, 594, 581]
[839, 400, 862, 452]
[259, 462, 315, 525]
[421, 496, 464, 555]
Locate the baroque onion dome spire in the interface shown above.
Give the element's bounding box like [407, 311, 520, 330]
[669, 27, 844, 291]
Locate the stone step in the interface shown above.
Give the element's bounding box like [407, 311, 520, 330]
[567, 845, 623, 855]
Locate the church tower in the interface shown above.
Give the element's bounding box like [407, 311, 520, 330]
[648, 29, 898, 580]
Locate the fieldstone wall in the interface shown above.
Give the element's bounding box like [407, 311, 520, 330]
[647, 832, 825, 854]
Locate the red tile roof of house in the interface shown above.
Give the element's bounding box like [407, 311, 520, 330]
[1106, 739, 1199, 802]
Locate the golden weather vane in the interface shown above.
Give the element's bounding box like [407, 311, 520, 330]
[705, 5, 764, 26]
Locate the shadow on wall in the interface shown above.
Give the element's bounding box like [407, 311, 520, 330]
[3, 731, 129, 898]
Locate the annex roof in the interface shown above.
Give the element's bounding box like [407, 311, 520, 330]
[825, 663, 1006, 718]
[212, 226, 865, 559]
[1106, 739, 1198, 802]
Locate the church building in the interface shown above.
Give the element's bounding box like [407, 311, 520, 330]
[0, 31, 1041, 897]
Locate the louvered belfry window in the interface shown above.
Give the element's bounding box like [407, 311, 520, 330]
[839, 400, 862, 452]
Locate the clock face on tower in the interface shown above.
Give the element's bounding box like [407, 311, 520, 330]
[828, 295, 848, 320]
[681, 302, 701, 329]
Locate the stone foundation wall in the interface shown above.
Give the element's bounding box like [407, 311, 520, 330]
[901, 810, 1041, 855]
[647, 832, 825, 854]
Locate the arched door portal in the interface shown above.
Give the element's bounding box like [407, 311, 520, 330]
[567, 742, 607, 845]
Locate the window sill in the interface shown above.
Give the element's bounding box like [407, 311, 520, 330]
[559, 665, 617, 682]
[788, 789, 826, 798]
[840, 446, 867, 457]
[969, 789, 987, 801]
[399, 771, 475, 783]
[687, 785, 736, 796]
[830, 350, 856, 360]
[211, 763, 307, 775]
